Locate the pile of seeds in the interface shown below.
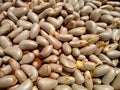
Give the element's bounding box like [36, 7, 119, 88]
[0, 0, 120, 90]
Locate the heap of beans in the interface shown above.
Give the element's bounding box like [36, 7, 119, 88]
[0, 0, 120, 90]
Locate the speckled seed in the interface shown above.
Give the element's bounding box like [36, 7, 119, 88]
[54, 85, 72, 90]
[13, 30, 29, 43]
[0, 65, 12, 77]
[93, 65, 110, 77]
[57, 76, 75, 85]
[40, 22, 55, 35]
[85, 71, 93, 90]
[80, 44, 97, 55]
[15, 69, 27, 83]
[103, 43, 118, 53]
[20, 52, 35, 64]
[68, 27, 86, 36]
[50, 64, 62, 73]
[93, 85, 114, 90]
[9, 58, 20, 71]
[17, 20, 32, 30]
[21, 65, 38, 81]
[47, 35, 62, 49]
[27, 10, 39, 23]
[37, 78, 58, 90]
[86, 20, 97, 34]
[69, 40, 88, 48]
[14, 79, 33, 90]
[80, 5, 92, 16]
[36, 36, 49, 47]
[56, 34, 73, 42]
[62, 42, 71, 55]
[19, 40, 38, 50]
[72, 84, 88, 90]
[90, 9, 101, 22]
[81, 34, 99, 44]
[30, 23, 40, 39]
[13, 7, 29, 17]
[73, 69, 85, 84]
[102, 67, 116, 84]
[44, 55, 59, 63]
[100, 14, 113, 24]
[39, 64, 51, 76]
[106, 50, 120, 59]
[0, 36, 12, 48]
[39, 45, 53, 58]
[4, 46, 23, 60]
[0, 75, 18, 89]
[98, 54, 112, 65]
[8, 27, 23, 39]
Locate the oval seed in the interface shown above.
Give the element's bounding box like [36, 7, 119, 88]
[4, 46, 23, 60]
[72, 84, 88, 90]
[20, 52, 35, 64]
[30, 23, 40, 39]
[57, 76, 75, 85]
[80, 5, 92, 16]
[0, 36, 12, 48]
[0, 75, 18, 89]
[14, 79, 33, 90]
[40, 22, 55, 35]
[9, 58, 20, 71]
[93, 65, 110, 77]
[68, 27, 86, 36]
[102, 67, 116, 84]
[100, 14, 113, 24]
[112, 72, 120, 89]
[39, 45, 53, 58]
[17, 20, 32, 30]
[86, 20, 97, 34]
[73, 69, 85, 84]
[94, 85, 114, 90]
[90, 9, 101, 22]
[37, 78, 58, 90]
[19, 40, 38, 50]
[47, 35, 62, 49]
[21, 65, 38, 81]
[62, 42, 71, 55]
[15, 69, 27, 83]
[39, 64, 51, 76]
[80, 44, 97, 55]
[13, 30, 29, 43]
[44, 55, 59, 63]
[106, 50, 120, 59]
[27, 10, 39, 23]
[54, 85, 72, 90]
[50, 64, 62, 73]
[36, 36, 49, 47]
